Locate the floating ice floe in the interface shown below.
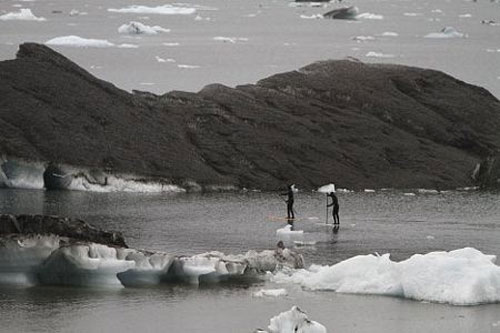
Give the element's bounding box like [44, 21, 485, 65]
[380, 31, 398, 37]
[178, 64, 200, 69]
[194, 14, 211, 21]
[108, 5, 196, 15]
[276, 225, 304, 242]
[300, 14, 323, 20]
[272, 247, 500, 305]
[404, 12, 422, 17]
[213, 36, 248, 44]
[424, 27, 467, 39]
[257, 306, 327, 333]
[365, 51, 395, 58]
[352, 35, 375, 42]
[69, 9, 87, 16]
[118, 21, 170, 35]
[417, 188, 440, 194]
[357, 12, 384, 20]
[117, 43, 139, 48]
[155, 56, 175, 63]
[46, 35, 115, 47]
[0, 8, 46, 21]
[317, 183, 335, 193]
[253, 288, 288, 297]
[289, 2, 327, 8]
[294, 241, 317, 247]
[0, 234, 304, 287]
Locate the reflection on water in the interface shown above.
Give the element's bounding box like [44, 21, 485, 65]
[1, 189, 500, 263]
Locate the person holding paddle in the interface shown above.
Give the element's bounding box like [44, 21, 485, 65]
[327, 191, 340, 225]
[281, 184, 295, 220]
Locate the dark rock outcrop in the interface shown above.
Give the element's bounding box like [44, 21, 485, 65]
[2, 43, 500, 190]
[0, 214, 127, 247]
[323, 6, 358, 20]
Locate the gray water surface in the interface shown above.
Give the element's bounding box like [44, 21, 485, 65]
[1, 189, 500, 332]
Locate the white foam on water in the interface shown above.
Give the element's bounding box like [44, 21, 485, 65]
[459, 13, 472, 18]
[108, 5, 196, 15]
[163, 42, 180, 46]
[424, 27, 467, 39]
[46, 35, 115, 47]
[253, 288, 288, 297]
[0, 8, 46, 21]
[272, 248, 500, 305]
[118, 21, 170, 35]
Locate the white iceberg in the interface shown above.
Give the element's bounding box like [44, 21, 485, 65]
[380, 31, 398, 37]
[258, 306, 327, 333]
[352, 35, 375, 42]
[253, 288, 288, 297]
[365, 51, 395, 58]
[276, 224, 304, 237]
[424, 27, 467, 39]
[272, 248, 500, 305]
[108, 5, 196, 15]
[118, 21, 170, 35]
[46, 35, 115, 48]
[317, 183, 335, 193]
[0, 8, 46, 21]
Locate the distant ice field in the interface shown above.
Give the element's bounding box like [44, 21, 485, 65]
[0, 0, 499, 97]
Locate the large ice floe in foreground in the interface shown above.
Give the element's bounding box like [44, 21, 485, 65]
[0, 214, 304, 287]
[272, 248, 500, 305]
[255, 306, 327, 333]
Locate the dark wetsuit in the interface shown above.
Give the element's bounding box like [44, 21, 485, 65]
[327, 193, 340, 225]
[281, 187, 295, 219]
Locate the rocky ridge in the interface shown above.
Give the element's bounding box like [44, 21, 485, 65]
[1, 43, 500, 190]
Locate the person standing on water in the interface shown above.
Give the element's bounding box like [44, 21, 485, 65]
[327, 191, 340, 225]
[281, 184, 295, 220]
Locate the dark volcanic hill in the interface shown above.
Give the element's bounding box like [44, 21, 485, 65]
[1, 43, 500, 190]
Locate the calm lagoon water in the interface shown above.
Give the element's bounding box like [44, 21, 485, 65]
[1, 189, 500, 332]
